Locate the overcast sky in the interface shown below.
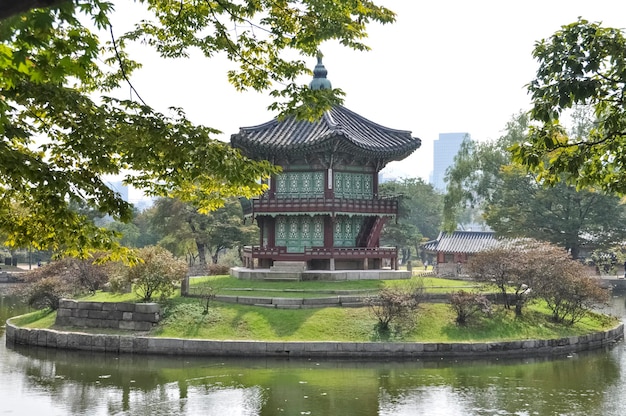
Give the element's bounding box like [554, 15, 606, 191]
[110, 0, 626, 182]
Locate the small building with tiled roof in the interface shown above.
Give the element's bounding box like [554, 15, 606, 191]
[422, 231, 504, 276]
[231, 56, 421, 278]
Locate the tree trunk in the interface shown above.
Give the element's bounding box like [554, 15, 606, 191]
[401, 248, 410, 265]
[196, 240, 207, 265]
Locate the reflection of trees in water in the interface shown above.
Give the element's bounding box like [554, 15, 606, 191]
[9, 349, 266, 414]
[6, 341, 623, 415]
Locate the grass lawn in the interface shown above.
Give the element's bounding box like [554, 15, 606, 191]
[12, 284, 619, 344]
[189, 275, 482, 297]
[150, 297, 618, 342]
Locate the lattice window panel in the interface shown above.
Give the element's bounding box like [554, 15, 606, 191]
[301, 218, 311, 240]
[335, 174, 343, 194]
[289, 217, 299, 239]
[276, 217, 287, 246]
[335, 172, 374, 199]
[353, 175, 362, 198]
[277, 175, 288, 194]
[313, 217, 324, 246]
[314, 172, 324, 194]
[289, 173, 299, 195]
[344, 174, 352, 195]
[301, 173, 311, 194]
[335, 219, 343, 242]
[364, 176, 372, 196]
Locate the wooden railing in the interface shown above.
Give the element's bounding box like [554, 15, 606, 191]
[241, 197, 397, 216]
[242, 246, 397, 260]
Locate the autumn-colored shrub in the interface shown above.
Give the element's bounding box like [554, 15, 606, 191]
[206, 263, 231, 275]
[537, 263, 610, 324]
[21, 255, 113, 310]
[468, 240, 610, 323]
[466, 242, 535, 316]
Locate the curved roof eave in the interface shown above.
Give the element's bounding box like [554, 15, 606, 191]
[231, 108, 421, 162]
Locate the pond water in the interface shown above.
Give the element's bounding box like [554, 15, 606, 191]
[1, 288, 626, 416]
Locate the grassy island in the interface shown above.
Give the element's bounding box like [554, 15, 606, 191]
[11, 275, 619, 344]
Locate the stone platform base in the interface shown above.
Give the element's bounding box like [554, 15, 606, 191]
[230, 267, 411, 281]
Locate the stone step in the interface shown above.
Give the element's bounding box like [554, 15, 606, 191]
[270, 261, 306, 272]
[263, 277, 301, 282]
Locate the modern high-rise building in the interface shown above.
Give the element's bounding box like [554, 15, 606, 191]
[430, 132, 469, 192]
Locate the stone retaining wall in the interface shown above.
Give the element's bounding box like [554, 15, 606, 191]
[185, 292, 506, 309]
[197, 294, 368, 308]
[55, 299, 160, 331]
[5, 319, 623, 359]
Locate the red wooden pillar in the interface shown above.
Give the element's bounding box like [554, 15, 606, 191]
[267, 217, 276, 247]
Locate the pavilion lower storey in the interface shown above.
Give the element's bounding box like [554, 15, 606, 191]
[241, 246, 399, 271]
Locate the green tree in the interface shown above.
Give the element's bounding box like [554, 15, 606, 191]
[445, 112, 626, 258]
[512, 18, 626, 195]
[151, 197, 255, 265]
[484, 165, 626, 259]
[444, 112, 528, 230]
[0, 0, 394, 258]
[104, 206, 162, 248]
[379, 178, 443, 264]
[118, 245, 187, 302]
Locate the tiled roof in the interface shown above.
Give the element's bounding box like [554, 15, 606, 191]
[422, 231, 504, 254]
[230, 105, 421, 165]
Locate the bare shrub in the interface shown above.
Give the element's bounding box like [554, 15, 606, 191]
[467, 243, 534, 315]
[24, 276, 68, 310]
[449, 290, 491, 325]
[197, 286, 218, 314]
[365, 279, 425, 336]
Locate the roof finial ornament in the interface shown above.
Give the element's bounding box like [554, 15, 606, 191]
[309, 50, 332, 90]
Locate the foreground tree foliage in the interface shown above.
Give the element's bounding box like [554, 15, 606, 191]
[512, 19, 626, 195]
[468, 240, 609, 324]
[0, 0, 394, 258]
